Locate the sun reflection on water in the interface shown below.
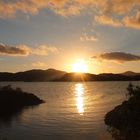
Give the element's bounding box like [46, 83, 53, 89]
[75, 83, 85, 115]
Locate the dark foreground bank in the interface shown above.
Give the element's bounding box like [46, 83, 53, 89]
[105, 83, 140, 140]
[0, 85, 44, 119]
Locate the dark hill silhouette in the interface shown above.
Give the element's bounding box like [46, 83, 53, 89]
[0, 69, 140, 81]
[14, 69, 66, 82]
[54, 73, 140, 81]
[53, 73, 97, 82]
[0, 69, 66, 82]
[121, 71, 140, 76]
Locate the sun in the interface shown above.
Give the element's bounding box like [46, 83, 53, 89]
[72, 59, 88, 73]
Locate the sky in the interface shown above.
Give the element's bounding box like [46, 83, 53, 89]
[0, 0, 140, 74]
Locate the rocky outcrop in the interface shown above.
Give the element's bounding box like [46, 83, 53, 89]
[105, 84, 140, 140]
[0, 85, 44, 119]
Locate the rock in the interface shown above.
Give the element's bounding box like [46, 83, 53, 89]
[0, 85, 44, 119]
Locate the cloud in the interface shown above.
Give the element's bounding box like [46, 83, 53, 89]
[0, 0, 140, 30]
[0, 43, 58, 56]
[0, 43, 29, 56]
[95, 15, 123, 27]
[0, 0, 65, 18]
[31, 45, 58, 56]
[95, 12, 140, 29]
[92, 52, 140, 63]
[54, 5, 81, 16]
[123, 12, 140, 29]
[0, 0, 96, 18]
[80, 33, 98, 41]
[32, 61, 48, 69]
[101, 0, 135, 15]
[94, 0, 140, 29]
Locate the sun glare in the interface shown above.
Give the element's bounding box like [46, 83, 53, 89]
[72, 59, 88, 73]
[75, 83, 84, 115]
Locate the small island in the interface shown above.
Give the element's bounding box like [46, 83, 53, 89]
[0, 85, 44, 119]
[105, 83, 140, 140]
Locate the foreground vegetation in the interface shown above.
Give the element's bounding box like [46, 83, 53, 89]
[105, 83, 140, 140]
[0, 85, 44, 119]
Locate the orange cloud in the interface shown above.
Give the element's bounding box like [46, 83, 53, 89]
[0, 0, 67, 18]
[54, 5, 81, 16]
[80, 33, 98, 41]
[0, 0, 116, 18]
[31, 45, 58, 56]
[0, 0, 140, 30]
[95, 15, 123, 27]
[102, 0, 135, 15]
[123, 12, 140, 29]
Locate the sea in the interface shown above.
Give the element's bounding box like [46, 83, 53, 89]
[0, 81, 140, 140]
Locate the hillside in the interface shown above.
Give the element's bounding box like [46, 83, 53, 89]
[0, 69, 140, 82]
[121, 71, 140, 76]
[0, 69, 66, 82]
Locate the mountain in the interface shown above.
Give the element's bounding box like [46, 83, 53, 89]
[0, 69, 140, 82]
[0, 69, 66, 82]
[54, 73, 137, 81]
[121, 71, 140, 76]
[52, 73, 97, 82]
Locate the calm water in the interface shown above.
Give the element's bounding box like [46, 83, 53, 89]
[0, 81, 140, 140]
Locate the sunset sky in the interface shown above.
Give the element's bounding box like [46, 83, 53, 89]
[0, 0, 140, 74]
